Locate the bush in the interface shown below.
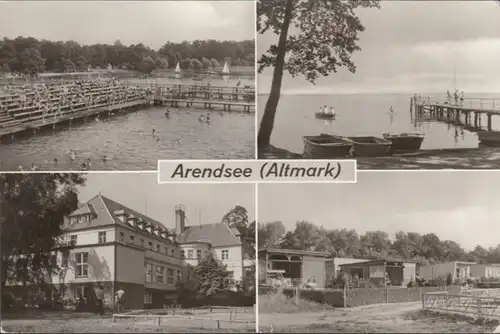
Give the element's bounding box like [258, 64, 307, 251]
[1, 291, 16, 310]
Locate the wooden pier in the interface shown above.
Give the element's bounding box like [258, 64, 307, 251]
[157, 98, 254, 113]
[0, 99, 148, 141]
[411, 96, 500, 132]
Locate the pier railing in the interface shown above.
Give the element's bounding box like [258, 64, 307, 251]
[413, 95, 500, 111]
[422, 292, 500, 319]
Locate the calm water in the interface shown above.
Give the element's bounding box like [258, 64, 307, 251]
[0, 107, 254, 171]
[0, 76, 255, 171]
[258, 93, 500, 154]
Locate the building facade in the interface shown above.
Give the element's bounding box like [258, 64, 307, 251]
[418, 261, 475, 281]
[7, 194, 249, 310]
[339, 259, 416, 287]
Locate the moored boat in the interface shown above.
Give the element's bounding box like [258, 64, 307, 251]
[315, 112, 336, 120]
[383, 133, 425, 153]
[477, 131, 500, 147]
[303, 134, 353, 159]
[345, 136, 392, 157]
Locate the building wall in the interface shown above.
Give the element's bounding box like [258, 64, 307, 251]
[67, 227, 115, 246]
[403, 263, 416, 285]
[115, 243, 144, 284]
[418, 262, 455, 280]
[456, 263, 472, 279]
[215, 245, 244, 281]
[180, 243, 211, 267]
[302, 255, 326, 288]
[116, 226, 178, 258]
[471, 264, 500, 278]
[52, 244, 115, 285]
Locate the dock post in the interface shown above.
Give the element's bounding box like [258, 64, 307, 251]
[488, 114, 492, 131]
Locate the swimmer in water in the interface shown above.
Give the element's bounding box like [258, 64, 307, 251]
[199, 114, 205, 122]
[70, 151, 76, 161]
[86, 158, 92, 170]
[80, 162, 87, 171]
[31, 163, 38, 171]
[18, 165, 23, 171]
[102, 155, 108, 162]
[175, 139, 182, 145]
[53, 158, 58, 164]
[152, 129, 156, 136]
[389, 105, 394, 114]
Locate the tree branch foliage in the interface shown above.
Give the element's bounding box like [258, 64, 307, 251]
[1, 173, 86, 288]
[259, 221, 500, 265]
[257, 0, 380, 83]
[0, 37, 254, 75]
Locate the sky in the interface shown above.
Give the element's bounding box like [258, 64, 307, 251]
[0, 1, 255, 49]
[76, 172, 255, 230]
[258, 171, 500, 251]
[258, 0, 500, 95]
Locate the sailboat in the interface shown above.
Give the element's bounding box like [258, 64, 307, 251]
[174, 62, 181, 79]
[221, 62, 230, 75]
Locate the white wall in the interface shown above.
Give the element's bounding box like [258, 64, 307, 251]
[369, 265, 385, 278]
[214, 245, 243, 281]
[179, 243, 211, 267]
[418, 262, 455, 280]
[53, 244, 115, 284]
[332, 258, 369, 277]
[116, 226, 178, 258]
[471, 264, 500, 278]
[115, 244, 144, 284]
[67, 227, 115, 245]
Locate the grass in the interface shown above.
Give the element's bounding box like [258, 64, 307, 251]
[259, 291, 335, 314]
[258, 291, 499, 333]
[1, 309, 254, 333]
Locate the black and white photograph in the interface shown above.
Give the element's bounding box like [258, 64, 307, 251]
[257, 0, 500, 169]
[258, 172, 500, 332]
[0, 1, 256, 171]
[0, 173, 256, 332]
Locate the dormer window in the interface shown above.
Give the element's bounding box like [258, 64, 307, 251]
[137, 220, 144, 229]
[69, 217, 78, 225]
[113, 210, 126, 223]
[146, 224, 152, 234]
[127, 215, 135, 226]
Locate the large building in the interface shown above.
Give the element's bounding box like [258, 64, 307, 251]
[7, 194, 252, 310]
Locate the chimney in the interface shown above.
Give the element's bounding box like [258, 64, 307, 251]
[175, 205, 186, 235]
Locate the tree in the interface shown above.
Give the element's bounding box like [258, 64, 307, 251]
[258, 221, 286, 249]
[201, 57, 212, 70]
[190, 58, 203, 71]
[256, 0, 380, 149]
[222, 206, 255, 258]
[194, 253, 231, 296]
[211, 58, 220, 69]
[137, 56, 156, 74]
[180, 58, 191, 70]
[0, 173, 86, 293]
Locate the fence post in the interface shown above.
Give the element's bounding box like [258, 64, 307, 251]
[216, 320, 220, 330]
[386, 287, 389, 304]
[343, 287, 347, 308]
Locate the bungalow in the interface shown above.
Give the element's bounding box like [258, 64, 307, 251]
[339, 258, 417, 287]
[418, 261, 476, 281]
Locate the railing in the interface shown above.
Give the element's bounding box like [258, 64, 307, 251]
[423, 292, 500, 319]
[413, 95, 500, 110]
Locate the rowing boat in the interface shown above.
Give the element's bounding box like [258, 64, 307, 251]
[383, 133, 425, 153]
[345, 136, 392, 157]
[314, 111, 335, 120]
[477, 131, 500, 147]
[302, 134, 352, 158]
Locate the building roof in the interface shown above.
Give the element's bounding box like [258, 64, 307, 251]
[259, 248, 330, 258]
[64, 194, 169, 233]
[339, 258, 416, 268]
[176, 222, 241, 247]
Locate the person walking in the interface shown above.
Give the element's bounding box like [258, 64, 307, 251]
[95, 285, 105, 315]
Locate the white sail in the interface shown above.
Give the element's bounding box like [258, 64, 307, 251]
[222, 62, 230, 74]
[175, 62, 181, 73]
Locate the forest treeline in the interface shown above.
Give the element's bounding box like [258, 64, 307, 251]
[0, 37, 255, 75]
[258, 221, 500, 265]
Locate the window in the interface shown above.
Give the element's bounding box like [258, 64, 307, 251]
[227, 271, 234, 279]
[145, 263, 152, 283]
[75, 252, 88, 277]
[167, 268, 174, 285]
[71, 235, 77, 244]
[81, 215, 90, 223]
[180, 250, 185, 259]
[156, 244, 160, 252]
[98, 231, 106, 243]
[221, 250, 229, 260]
[188, 250, 193, 259]
[75, 285, 89, 299]
[129, 235, 135, 243]
[144, 291, 152, 304]
[120, 232, 124, 242]
[197, 250, 202, 259]
[140, 239, 144, 247]
[177, 270, 182, 283]
[170, 249, 175, 257]
[155, 265, 164, 284]
[165, 247, 169, 255]
[148, 241, 153, 249]
[69, 217, 77, 225]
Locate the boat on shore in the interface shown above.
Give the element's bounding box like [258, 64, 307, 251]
[345, 136, 392, 157]
[303, 134, 353, 158]
[477, 131, 500, 147]
[383, 133, 425, 153]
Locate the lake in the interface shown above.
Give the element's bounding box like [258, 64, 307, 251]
[0, 106, 254, 171]
[257, 93, 500, 155]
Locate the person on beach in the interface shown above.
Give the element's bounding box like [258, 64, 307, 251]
[460, 91, 464, 106]
[454, 90, 459, 105]
[446, 90, 451, 104]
